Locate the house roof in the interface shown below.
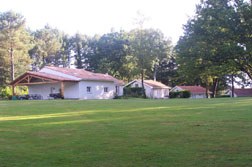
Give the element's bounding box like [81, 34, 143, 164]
[233, 88, 252, 97]
[44, 66, 124, 85]
[143, 80, 171, 88]
[177, 86, 207, 93]
[10, 71, 78, 85]
[10, 66, 124, 86]
[124, 79, 170, 89]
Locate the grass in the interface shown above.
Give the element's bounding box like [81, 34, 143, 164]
[0, 98, 252, 167]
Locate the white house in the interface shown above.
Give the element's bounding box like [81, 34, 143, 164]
[124, 79, 170, 99]
[10, 66, 124, 100]
[225, 88, 252, 97]
[170, 86, 210, 99]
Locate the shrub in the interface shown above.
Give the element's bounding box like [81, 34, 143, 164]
[169, 90, 191, 98]
[0, 86, 28, 99]
[123, 87, 144, 97]
[180, 90, 191, 98]
[169, 91, 180, 98]
[0, 87, 12, 99]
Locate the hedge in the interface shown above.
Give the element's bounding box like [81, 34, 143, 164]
[169, 90, 191, 98]
[123, 87, 144, 97]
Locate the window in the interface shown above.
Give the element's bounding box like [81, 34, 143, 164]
[87, 86, 91, 93]
[104, 87, 108, 93]
[135, 84, 139, 87]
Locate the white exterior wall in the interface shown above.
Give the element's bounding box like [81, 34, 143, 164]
[64, 82, 80, 99]
[79, 80, 116, 99]
[117, 86, 124, 96]
[28, 83, 61, 99]
[28, 81, 121, 100]
[145, 86, 152, 98]
[152, 88, 169, 99]
[29, 82, 80, 99]
[191, 93, 206, 99]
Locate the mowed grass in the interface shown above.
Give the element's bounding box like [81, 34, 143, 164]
[0, 98, 252, 167]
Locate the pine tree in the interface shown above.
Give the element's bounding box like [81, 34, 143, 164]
[0, 11, 32, 86]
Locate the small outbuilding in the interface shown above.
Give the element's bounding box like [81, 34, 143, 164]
[225, 88, 252, 97]
[124, 79, 170, 99]
[170, 86, 210, 99]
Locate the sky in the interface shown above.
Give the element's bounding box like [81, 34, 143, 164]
[0, 0, 201, 44]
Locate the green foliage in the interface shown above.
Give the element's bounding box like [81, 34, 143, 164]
[176, 0, 252, 98]
[181, 90, 191, 98]
[123, 87, 144, 97]
[169, 90, 191, 98]
[0, 11, 32, 85]
[0, 86, 28, 99]
[0, 87, 12, 99]
[29, 25, 65, 69]
[169, 91, 180, 98]
[85, 31, 136, 81]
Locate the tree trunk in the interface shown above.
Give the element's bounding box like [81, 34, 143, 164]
[10, 43, 15, 81]
[141, 69, 146, 98]
[240, 66, 252, 80]
[206, 82, 210, 98]
[231, 74, 234, 98]
[153, 65, 157, 81]
[212, 78, 219, 98]
[12, 85, 15, 100]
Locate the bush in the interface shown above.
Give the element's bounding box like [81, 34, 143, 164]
[169, 90, 191, 98]
[169, 91, 180, 98]
[180, 90, 191, 98]
[123, 87, 144, 97]
[0, 87, 12, 99]
[0, 86, 28, 99]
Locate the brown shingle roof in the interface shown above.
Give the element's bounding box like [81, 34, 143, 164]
[45, 66, 124, 85]
[178, 86, 207, 93]
[143, 80, 170, 88]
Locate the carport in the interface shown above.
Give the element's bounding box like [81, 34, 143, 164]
[10, 71, 77, 100]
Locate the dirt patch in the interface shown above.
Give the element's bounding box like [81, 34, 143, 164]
[0, 138, 6, 141]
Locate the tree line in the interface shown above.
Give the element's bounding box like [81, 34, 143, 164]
[176, 0, 252, 97]
[0, 0, 252, 98]
[0, 11, 175, 92]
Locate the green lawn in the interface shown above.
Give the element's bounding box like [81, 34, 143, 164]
[0, 98, 252, 167]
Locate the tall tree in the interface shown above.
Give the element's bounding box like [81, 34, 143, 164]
[29, 25, 62, 70]
[86, 30, 135, 81]
[0, 11, 32, 85]
[176, 0, 252, 97]
[69, 33, 90, 69]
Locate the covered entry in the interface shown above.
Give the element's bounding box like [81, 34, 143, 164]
[10, 71, 77, 99]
